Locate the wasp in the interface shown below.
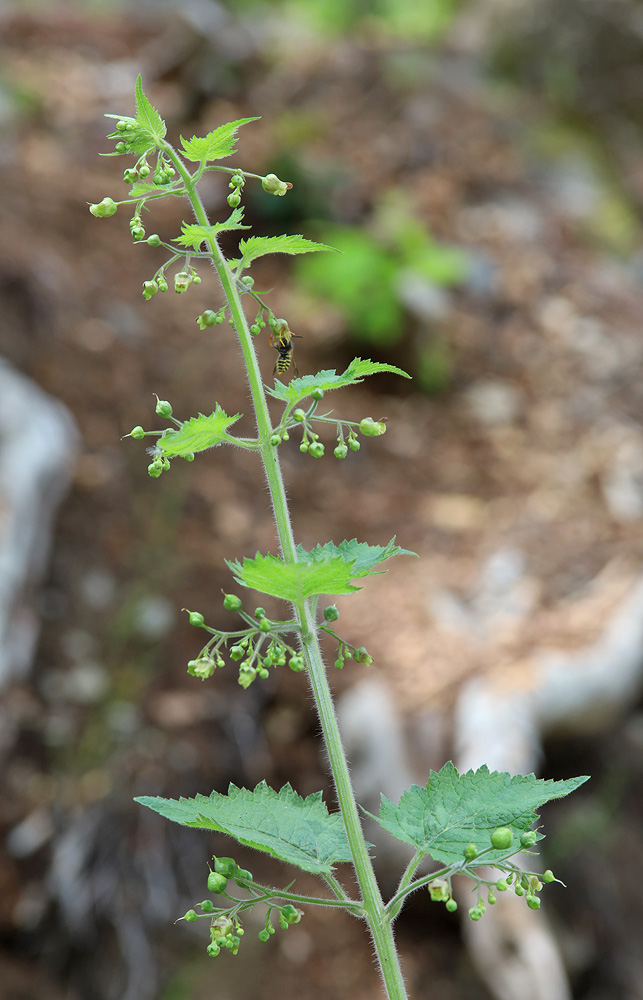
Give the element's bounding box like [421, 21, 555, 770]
[270, 323, 301, 378]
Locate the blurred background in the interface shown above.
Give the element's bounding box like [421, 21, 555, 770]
[1, 0, 643, 998]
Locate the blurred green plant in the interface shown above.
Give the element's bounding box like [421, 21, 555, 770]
[295, 194, 469, 390]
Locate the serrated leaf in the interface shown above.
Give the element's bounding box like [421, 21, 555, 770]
[134, 74, 167, 144]
[135, 782, 353, 874]
[174, 209, 251, 250]
[373, 762, 589, 866]
[226, 552, 361, 601]
[266, 357, 411, 404]
[298, 537, 417, 577]
[156, 407, 242, 458]
[179, 118, 260, 163]
[238, 235, 338, 268]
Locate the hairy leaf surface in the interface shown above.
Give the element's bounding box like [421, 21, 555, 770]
[226, 552, 361, 600]
[180, 118, 260, 163]
[156, 407, 242, 458]
[135, 782, 353, 874]
[267, 358, 410, 404]
[374, 762, 589, 866]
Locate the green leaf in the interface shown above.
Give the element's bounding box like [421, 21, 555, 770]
[238, 234, 338, 268]
[156, 407, 242, 458]
[134, 74, 167, 145]
[267, 357, 411, 404]
[174, 209, 250, 250]
[179, 118, 260, 163]
[135, 782, 353, 874]
[298, 537, 417, 577]
[374, 762, 590, 866]
[226, 552, 361, 601]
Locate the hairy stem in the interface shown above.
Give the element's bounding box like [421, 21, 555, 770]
[164, 143, 408, 1000]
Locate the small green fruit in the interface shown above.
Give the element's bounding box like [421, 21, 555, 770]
[490, 826, 513, 850]
[188, 611, 205, 627]
[223, 594, 243, 612]
[207, 871, 227, 894]
[520, 830, 538, 848]
[155, 397, 173, 417]
[130, 426, 145, 439]
[183, 909, 198, 922]
[323, 605, 339, 622]
[542, 869, 556, 883]
[463, 843, 478, 861]
[445, 898, 458, 913]
[213, 857, 238, 878]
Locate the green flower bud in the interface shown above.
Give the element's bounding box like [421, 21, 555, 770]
[197, 310, 217, 329]
[299, 442, 309, 453]
[514, 884, 525, 896]
[463, 843, 478, 861]
[148, 462, 163, 478]
[174, 271, 192, 294]
[183, 909, 198, 922]
[146, 234, 161, 247]
[240, 275, 254, 288]
[188, 611, 205, 627]
[261, 173, 291, 196]
[142, 280, 159, 300]
[130, 425, 145, 439]
[89, 196, 118, 218]
[309, 441, 325, 458]
[192, 274, 201, 285]
[238, 665, 257, 688]
[428, 878, 449, 902]
[353, 646, 373, 665]
[231, 173, 245, 187]
[213, 857, 238, 878]
[445, 898, 458, 913]
[207, 871, 227, 894]
[230, 645, 244, 661]
[293, 409, 307, 422]
[520, 830, 538, 847]
[235, 868, 253, 883]
[187, 657, 216, 680]
[157, 276, 168, 292]
[131, 226, 146, 242]
[259, 618, 272, 633]
[281, 904, 302, 925]
[270, 433, 281, 447]
[250, 324, 260, 335]
[487, 891, 497, 905]
[526, 894, 541, 910]
[155, 397, 173, 417]
[334, 657, 344, 670]
[258, 930, 269, 942]
[490, 827, 513, 850]
[542, 870, 556, 884]
[323, 605, 339, 622]
[496, 879, 509, 892]
[311, 388, 324, 401]
[199, 900, 215, 913]
[223, 593, 243, 612]
[227, 192, 241, 208]
[359, 417, 387, 437]
[469, 907, 483, 921]
[289, 654, 306, 673]
[334, 443, 348, 459]
[348, 437, 361, 452]
[139, 163, 150, 178]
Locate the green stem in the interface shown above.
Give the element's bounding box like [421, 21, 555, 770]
[164, 142, 408, 1000]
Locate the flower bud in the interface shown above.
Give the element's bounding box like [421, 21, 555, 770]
[526, 894, 541, 910]
[353, 646, 373, 665]
[463, 843, 478, 861]
[445, 898, 458, 913]
[334, 443, 348, 459]
[359, 417, 387, 437]
[227, 192, 241, 208]
[142, 280, 158, 300]
[183, 909, 198, 922]
[520, 830, 538, 847]
[323, 605, 339, 622]
[174, 271, 192, 294]
[289, 654, 306, 672]
[309, 441, 324, 458]
[155, 397, 173, 417]
[146, 234, 161, 246]
[542, 869, 556, 883]
[130, 425, 145, 439]
[89, 196, 118, 218]
[261, 173, 291, 196]
[188, 611, 205, 627]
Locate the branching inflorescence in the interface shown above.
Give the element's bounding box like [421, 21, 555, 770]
[91, 77, 589, 1000]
